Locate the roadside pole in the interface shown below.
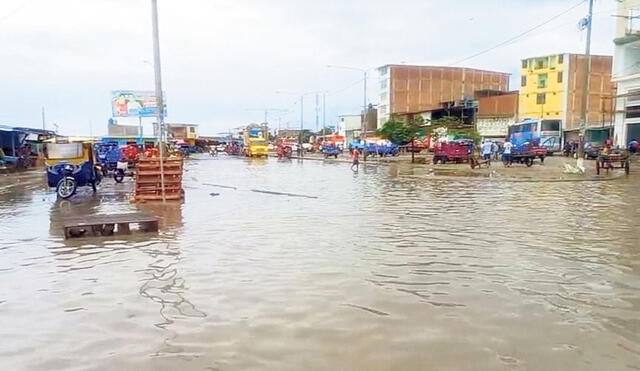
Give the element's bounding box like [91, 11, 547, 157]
[151, 0, 166, 202]
[299, 95, 304, 159]
[362, 71, 367, 161]
[577, 0, 594, 166]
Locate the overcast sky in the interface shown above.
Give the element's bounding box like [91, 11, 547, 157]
[0, 0, 618, 136]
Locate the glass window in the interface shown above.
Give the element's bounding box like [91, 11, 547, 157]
[629, 8, 640, 33]
[549, 56, 556, 68]
[379, 66, 388, 76]
[521, 76, 526, 87]
[537, 74, 548, 88]
[380, 79, 387, 90]
[625, 105, 640, 119]
[535, 58, 547, 69]
[558, 54, 564, 64]
[557, 72, 563, 83]
[522, 60, 528, 69]
[541, 120, 560, 131]
[537, 93, 546, 105]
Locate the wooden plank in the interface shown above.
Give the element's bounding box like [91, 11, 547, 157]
[63, 212, 158, 228]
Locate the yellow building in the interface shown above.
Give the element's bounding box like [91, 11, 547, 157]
[519, 53, 614, 143]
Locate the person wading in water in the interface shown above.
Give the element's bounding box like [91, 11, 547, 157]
[351, 148, 360, 172]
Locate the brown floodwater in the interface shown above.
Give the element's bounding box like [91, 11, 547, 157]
[0, 156, 639, 371]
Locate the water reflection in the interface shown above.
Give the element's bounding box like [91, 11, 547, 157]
[0, 156, 639, 370]
[138, 241, 206, 329]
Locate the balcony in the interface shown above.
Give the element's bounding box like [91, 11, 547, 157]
[614, 30, 640, 45]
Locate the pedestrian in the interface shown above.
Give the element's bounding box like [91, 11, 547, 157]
[491, 141, 499, 161]
[502, 138, 513, 167]
[481, 140, 493, 161]
[351, 148, 360, 172]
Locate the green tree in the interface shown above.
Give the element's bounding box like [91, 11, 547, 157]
[426, 116, 479, 143]
[377, 116, 427, 163]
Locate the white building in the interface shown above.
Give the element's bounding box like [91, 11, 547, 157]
[338, 114, 362, 144]
[613, 0, 640, 146]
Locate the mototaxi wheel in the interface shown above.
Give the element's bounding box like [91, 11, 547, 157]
[56, 177, 77, 199]
[525, 157, 534, 167]
[114, 169, 125, 183]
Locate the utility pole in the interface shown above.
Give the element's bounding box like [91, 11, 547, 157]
[362, 71, 367, 144]
[151, 0, 166, 202]
[322, 93, 326, 137]
[41, 107, 46, 130]
[300, 95, 304, 158]
[315, 93, 319, 133]
[577, 0, 594, 161]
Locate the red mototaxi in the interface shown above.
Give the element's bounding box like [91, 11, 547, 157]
[276, 140, 293, 159]
[432, 140, 473, 164]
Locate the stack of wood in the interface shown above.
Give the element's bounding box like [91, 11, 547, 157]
[133, 156, 184, 201]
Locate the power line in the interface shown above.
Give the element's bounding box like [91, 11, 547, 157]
[450, 0, 587, 66]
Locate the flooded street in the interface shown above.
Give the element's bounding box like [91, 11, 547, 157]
[1, 156, 639, 371]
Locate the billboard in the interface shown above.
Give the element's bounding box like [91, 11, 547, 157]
[111, 90, 166, 118]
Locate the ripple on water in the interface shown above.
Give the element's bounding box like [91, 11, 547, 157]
[0, 156, 639, 370]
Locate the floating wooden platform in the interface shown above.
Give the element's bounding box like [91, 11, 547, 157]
[63, 212, 159, 239]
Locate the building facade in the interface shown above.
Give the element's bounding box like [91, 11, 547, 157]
[613, 0, 640, 146]
[337, 114, 362, 145]
[519, 53, 614, 143]
[476, 91, 519, 141]
[377, 64, 510, 127]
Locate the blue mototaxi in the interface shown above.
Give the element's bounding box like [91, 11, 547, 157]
[45, 142, 102, 199]
[321, 143, 341, 158]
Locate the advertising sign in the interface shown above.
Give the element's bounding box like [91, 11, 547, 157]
[476, 118, 512, 137]
[111, 90, 166, 118]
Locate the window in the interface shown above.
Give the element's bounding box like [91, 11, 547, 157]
[557, 71, 563, 83]
[541, 120, 560, 131]
[558, 54, 564, 64]
[629, 8, 640, 33]
[537, 93, 546, 105]
[380, 92, 388, 101]
[625, 105, 640, 119]
[538, 73, 548, 88]
[379, 105, 387, 115]
[535, 58, 548, 69]
[379, 66, 388, 76]
[521, 76, 527, 87]
[189, 127, 195, 133]
[549, 56, 556, 69]
[522, 60, 528, 69]
[380, 79, 387, 90]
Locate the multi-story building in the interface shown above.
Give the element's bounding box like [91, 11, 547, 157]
[377, 64, 510, 127]
[613, 0, 640, 146]
[519, 53, 614, 144]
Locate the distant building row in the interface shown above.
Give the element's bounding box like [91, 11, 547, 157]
[375, 0, 640, 149]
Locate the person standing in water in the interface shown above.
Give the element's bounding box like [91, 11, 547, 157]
[351, 148, 360, 172]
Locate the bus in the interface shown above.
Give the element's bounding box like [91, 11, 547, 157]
[508, 119, 561, 153]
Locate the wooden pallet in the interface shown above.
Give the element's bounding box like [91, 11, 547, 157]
[133, 157, 184, 202]
[63, 212, 159, 239]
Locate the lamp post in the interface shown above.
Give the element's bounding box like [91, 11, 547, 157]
[327, 65, 369, 155]
[276, 90, 322, 158]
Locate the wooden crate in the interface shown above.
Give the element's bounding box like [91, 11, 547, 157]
[133, 157, 184, 202]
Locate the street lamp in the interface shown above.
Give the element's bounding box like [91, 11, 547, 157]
[326, 65, 370, 149]
[276, 90, 322, 158]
